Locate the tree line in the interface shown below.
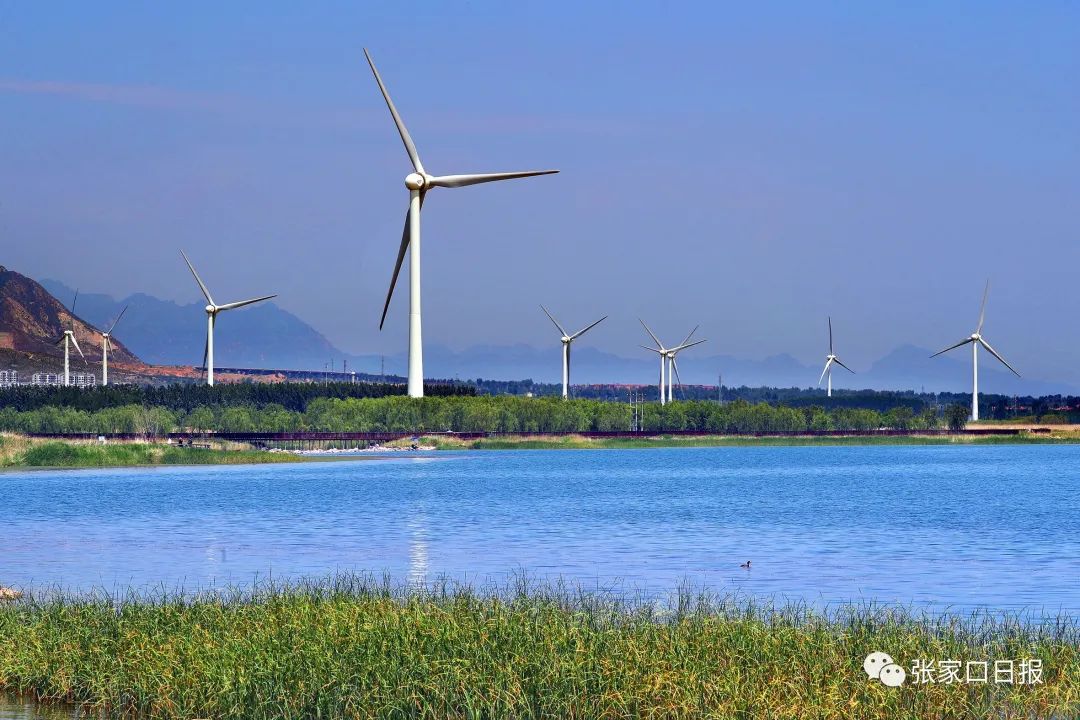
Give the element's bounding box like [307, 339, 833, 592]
[0, 396, 963, 435]
[0, 381, 474, 413]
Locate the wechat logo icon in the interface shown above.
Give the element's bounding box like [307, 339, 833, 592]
[864, 652, 906, 687]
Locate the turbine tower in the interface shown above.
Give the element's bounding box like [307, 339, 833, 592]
[365, 48, 558, 398]
[181, 250, 276, 387]
[541, 306, 607, 399]
[639, 320, 706, 404]
[818, 316, 854, 398]
[54, 290, 86, 387]
[100, 305, 128, 386]
[930, 281, 1019, 421]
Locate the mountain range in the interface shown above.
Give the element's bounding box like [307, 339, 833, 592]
[12, 273, 1072, 395]
[1, 267, 141, 368]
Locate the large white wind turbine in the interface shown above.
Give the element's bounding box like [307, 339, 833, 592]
[541, 306, 607, 399]
[100, 305, 128, 387]
[639, 320, 706, 404]
[181, 250, 276, 387]
[54, 290, 86, 387]
[365, 48, 558, 398]
[930, 281, 1019, 421]
[818, 316, 854, 398]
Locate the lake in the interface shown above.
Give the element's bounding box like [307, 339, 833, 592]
[2, 445, 1078, 615]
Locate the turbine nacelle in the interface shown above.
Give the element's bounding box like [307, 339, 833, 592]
[206, 304, 217, 315]
[971, 333, 981, 341]
[405, 173, 426, 191]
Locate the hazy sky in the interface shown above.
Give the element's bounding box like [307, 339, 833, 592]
[2, 3, 1078, 385]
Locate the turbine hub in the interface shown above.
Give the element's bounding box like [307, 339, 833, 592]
[562, 337, 571, 344]
[206, 305, 216, 314]
[404, 173, 426, 190]
[971, 333, 980, 340]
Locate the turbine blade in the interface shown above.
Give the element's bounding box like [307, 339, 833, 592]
[540, 305, 568, 337]
[930, 338, 974, 358]
[104, 336, 113, 352]
[833, 357, 855, 374]
[71, 289, 79, 315]
[828, 316, 833, 354]
[639, 319, 664, 350]
[639, 344, 664, 355]
[670, 338, 706, 353]
[217, 294, 276, 312]
[672, 358, 684, 395]
[818, 358, 832, 386]
[979, 337, 1020, 377]
[70, 334, 85, 362]
[106, 305, 129, 335]
[570, 315, 607, 340]
[427, 170, 558, 189]
[180, 250, 215, 306]
[379, 194, 425, 330]
[977, 279, 989, 334]
[201, 336, 208, 371]
[679, 324, 699, 348]
[363, 48, 424, 174]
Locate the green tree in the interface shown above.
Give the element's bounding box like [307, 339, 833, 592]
[945, 404, 969, 432]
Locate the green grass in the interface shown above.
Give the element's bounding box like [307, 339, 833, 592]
[0, 575, 1076, 719]
[428, 432, 1076, 450]
[0, 440, 301, 469]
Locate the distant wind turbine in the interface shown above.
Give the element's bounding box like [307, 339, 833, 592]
[100, 305, 128, 386]
[365, 48, 558, 398]
[818, 316, 854, 398]
[930, 280, 1019, 421]
[54, 290, 86, 387]
[180, 250, 276, 387]
[639, 320, 706, 404]
[540, 306, 607, 399]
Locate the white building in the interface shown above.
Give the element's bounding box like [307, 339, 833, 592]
[0, 370, 17, 387]
[71, 372, 96, 388]
[31, 372, 60, 386]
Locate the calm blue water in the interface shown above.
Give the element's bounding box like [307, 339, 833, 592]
[1, 445, 1078, 614]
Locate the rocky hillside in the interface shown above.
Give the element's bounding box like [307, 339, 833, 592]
[0, 265, 143, 366]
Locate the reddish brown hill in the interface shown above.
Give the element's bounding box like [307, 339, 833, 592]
[0, 265, 144, 366]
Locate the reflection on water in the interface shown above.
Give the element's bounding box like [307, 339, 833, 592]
[408, 505, 429, 585]
[2, 446, 1080, 614]
[0, 696, 78, 719]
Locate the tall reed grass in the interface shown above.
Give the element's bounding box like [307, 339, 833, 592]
[0, 438, 299, 468]
[1, 574, 1076, 718]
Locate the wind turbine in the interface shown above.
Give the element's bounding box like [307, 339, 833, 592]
[54, 290, 87, 386]
[639, 320, 706, 404]
[180, 250, 276, 387]
[100, 305, 128, 386]
[540, 306, 607, 399]
[818, 316, 854, 398]
[365, 48, 559, 398]
[930, 281, 1019, 421]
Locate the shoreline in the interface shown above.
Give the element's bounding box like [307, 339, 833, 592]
[422, 431, 1080, 450]
[2, 431, 1077, 468]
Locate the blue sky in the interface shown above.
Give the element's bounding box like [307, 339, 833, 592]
[2, 2, 1078, 387]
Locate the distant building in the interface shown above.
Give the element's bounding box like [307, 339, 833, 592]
[0, 369, 17, 387]
[71, 372, 96, 388]
[32, 372, 60, 386]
